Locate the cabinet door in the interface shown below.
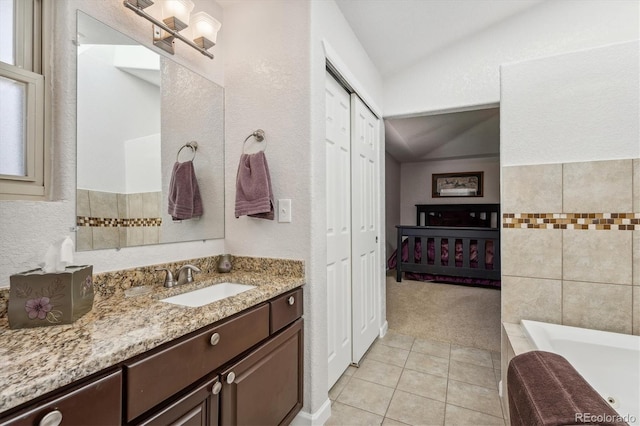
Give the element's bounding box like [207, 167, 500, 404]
[125, 304, 269, 421]
[220, 319, 303, 426]
[135, 375, 220, 426]
[0, 370, 121, 426]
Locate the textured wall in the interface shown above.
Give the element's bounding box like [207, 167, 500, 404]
[384, 0, 639, 117]
[399, 157, 500, 225]
[0, 0, 225, 284]
[499, 41, 640, 419]
[385, 153, 401, 254]
[309, 1, 386, 421]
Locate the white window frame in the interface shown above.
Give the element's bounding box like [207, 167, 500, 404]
[0, 0, 51, 200]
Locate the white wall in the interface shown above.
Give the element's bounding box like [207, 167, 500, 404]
[77, 45, 160, 193]
[309, 0, 385, 421]
[0, 0, 225, 283]
[400, 157, 500, 225]
[501, 40, 640, 166]
[384, 0, 640, 117]
[221, 0, 318, 416]
[124, 134, 161, 194]
[385, 152, 401, 255]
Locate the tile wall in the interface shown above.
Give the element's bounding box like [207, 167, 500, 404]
[500, 158, 639, 421]
[76, 189, 162, 250]
[501, 158, 639, 334]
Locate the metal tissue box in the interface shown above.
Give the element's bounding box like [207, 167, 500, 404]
[8, 265, 94, 329]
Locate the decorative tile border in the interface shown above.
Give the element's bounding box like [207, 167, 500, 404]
[76, 216, 162, 227]
[503, 213, 640, 230]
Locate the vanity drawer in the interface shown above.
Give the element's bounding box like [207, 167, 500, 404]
[0, 370, 122, 426]
[125, 303, 270, 422]
[270, 288, 303, 334]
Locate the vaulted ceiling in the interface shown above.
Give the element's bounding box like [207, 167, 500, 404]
[334, 0, 543, 162]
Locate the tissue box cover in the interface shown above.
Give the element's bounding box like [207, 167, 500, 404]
[8, 265, 94, 329]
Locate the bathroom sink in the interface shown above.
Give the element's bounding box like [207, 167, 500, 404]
[160, 283, 256, 307]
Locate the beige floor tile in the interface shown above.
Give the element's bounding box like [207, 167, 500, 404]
[326, 401, 384, 425]
[382, 418, 410, 425]
[353, 359, 404, 388]
[491, 351, 501, 369]
[448, 360, 496, 390]
[385, 390, 445, 426]
[329, 374, 352, 401]
[405, 351, 449, 378]
[396, 369, 447, 402]
[446, 380, 503, 418]
[411, 338, 451, 359]
[450, 345, 493, 368]
[380, 331, 415, 350]
[444, 404, 504, 425]
[337, 378, 395, 416]
[344, 365, 357, 376]
[366, 341, 410, 367]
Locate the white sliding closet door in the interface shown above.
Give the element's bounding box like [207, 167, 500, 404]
[350, 94, 380, 364]
[325, 72, 352, 388]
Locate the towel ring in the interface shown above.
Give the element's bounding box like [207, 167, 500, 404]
[242, 129, 266, 154]
[177, 141, 198, 162]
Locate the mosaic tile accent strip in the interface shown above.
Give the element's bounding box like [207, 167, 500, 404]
[76, 216, 162, 227]
[503, 213, 640, 230]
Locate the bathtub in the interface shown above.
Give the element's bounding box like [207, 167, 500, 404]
[521, 320, 639, 426]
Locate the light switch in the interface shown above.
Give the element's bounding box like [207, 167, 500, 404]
[278, 199, 292, 223]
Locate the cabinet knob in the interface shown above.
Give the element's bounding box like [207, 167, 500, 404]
[210, 332, 220, 346]
[288, 296, 295, 306]
[226, 372, 236, 384]
[212, 382, 222, 395]
[39, 410, 63, 426]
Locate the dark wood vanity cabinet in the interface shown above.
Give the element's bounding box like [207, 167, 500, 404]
[221, 319, 303, 426]
[0, 288, 303, 426]
[0, 370, 122, 426]
[136, 375, 220, 426]
[130, 288, 304, 426]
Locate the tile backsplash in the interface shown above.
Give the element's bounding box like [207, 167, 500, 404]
[76, 189, 162, 250]
[501, 158, 639, 335]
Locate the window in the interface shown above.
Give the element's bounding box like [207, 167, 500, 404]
[0, 0, 50, 199]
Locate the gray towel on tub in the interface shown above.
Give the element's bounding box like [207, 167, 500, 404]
[235, 151, 274, 220]
[168, 161, 203, 220]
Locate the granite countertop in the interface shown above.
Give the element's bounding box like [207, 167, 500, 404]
[0, 269, 304, 413]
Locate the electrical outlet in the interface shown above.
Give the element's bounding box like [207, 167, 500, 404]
[278, 199, 292, 223]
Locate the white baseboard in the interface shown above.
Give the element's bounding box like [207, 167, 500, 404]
[291, 398, 332, 426]
[379, 320, 389, 338]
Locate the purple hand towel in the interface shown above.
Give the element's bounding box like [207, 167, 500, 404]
[168, 161, 203, 220]
[235, 151, 274, 220]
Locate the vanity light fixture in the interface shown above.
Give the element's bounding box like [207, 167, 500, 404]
[123, 0, 220, 59]
[191, 11, 222, 50]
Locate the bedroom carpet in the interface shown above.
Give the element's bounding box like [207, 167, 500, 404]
[385, 275, 501, 352]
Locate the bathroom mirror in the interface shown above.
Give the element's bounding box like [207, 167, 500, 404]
[75, 11, 224, 251]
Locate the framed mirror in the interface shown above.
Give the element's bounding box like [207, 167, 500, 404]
[75, 11, 224, 251]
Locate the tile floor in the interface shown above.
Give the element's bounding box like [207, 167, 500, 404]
[326, 331, 505, 426]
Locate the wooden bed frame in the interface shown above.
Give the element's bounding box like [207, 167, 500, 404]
[395, 204, 501, 283]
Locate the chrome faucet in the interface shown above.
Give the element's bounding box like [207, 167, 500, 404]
[155, 267, 177, 288]
[177, 264, 201, 285]
[155, 264, 201, 288]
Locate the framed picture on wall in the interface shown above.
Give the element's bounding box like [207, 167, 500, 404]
[432, 171, 484, 197]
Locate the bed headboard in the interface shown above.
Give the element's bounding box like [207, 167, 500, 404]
[416, 204, 500, 228]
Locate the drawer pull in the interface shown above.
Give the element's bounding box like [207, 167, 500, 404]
[209, 332, 221, 346]
[226, 371, 236, 384]
[288, 296, 295, 306]
[212, 382, 222, 395]
[39, 410, 63, 426]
